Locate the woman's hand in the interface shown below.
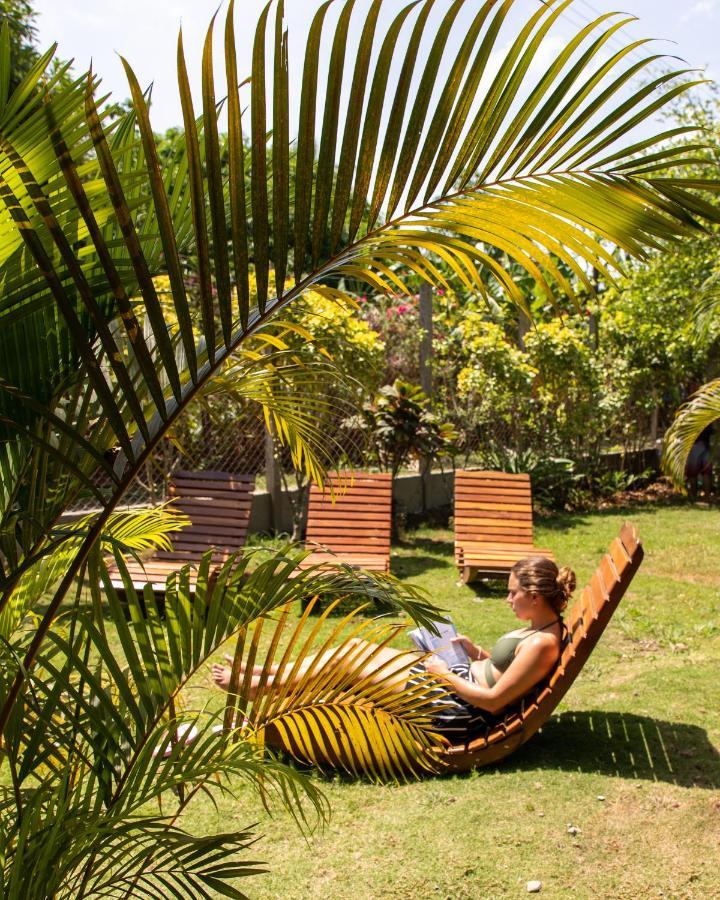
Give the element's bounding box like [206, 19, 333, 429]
[424, 654, 450, 675]
[451, 634, 486, 661]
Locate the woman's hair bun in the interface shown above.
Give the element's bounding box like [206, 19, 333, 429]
[511, 556, 576, 614]
[556, 566, 577, 604]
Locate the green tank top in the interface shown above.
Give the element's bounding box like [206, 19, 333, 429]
[483, 619, 560, 688]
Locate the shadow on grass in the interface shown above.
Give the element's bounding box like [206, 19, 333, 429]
[536, 495, 703, 531]
[395, 536, 454, 556]
[503, 710, 719, 788]
[462, 579, 508, 600]
[391, 537, 455, 579]
[391, 555, 452, 578]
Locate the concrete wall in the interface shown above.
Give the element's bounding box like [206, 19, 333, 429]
[61, 447, 660, 533]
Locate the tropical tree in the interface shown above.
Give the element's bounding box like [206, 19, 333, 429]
[361, 379, 458, 478]
[1, 0, 720, 893]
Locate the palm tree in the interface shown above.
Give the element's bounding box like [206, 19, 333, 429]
[1, 0, 719, 893]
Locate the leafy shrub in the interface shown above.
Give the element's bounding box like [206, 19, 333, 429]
[482, 447, 578, 510]
[361, 380, 458, 477]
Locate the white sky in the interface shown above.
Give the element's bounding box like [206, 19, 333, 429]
[35, 0, 720, 134]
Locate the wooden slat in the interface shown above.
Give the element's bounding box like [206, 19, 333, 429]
[308, 496, 392, 509]
[590, 568, 609, 609]
[619, 521, 640, 555]
[456, 540, 543, 551]
[600, 553, 619, 594]
[298, 550, 389, 572]
[307, 508, 391, 520]
[455, 501, 532, 513]
[456, 489, 530, 499]
[609, 536, 632, 577]
[455, 470, 530, 483]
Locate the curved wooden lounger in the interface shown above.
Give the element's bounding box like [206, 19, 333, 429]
[443, 522, 643, 772]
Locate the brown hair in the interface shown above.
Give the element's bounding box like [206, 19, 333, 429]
[511, 556, 576, 614]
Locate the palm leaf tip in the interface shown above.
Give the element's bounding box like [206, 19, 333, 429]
[661, 378, 720, 488]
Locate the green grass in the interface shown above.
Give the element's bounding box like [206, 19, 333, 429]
[178, 501, 720, 899]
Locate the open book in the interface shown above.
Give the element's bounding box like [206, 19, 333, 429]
[408, 618, 470, 668]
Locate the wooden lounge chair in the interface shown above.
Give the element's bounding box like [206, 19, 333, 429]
[454, 469, 553, 584]
[299, 471, 392, 573]
[108, 470, 255, 596]
[443, 522, 644, 772]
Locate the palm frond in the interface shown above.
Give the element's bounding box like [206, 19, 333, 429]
[692, 271, 720, 340]
[0, 505, 190, 638]
[1, 546, 442, 892]
[661, 378, 720, 488]
[224, 599, 449, 781]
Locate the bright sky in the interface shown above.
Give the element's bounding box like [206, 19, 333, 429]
[35, 0, 720, 134]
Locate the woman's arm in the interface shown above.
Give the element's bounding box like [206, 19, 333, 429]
[425, 635, 558, 714]
[450, 634, 487, 661]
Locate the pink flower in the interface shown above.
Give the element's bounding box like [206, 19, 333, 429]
[436, 288, 445, 296]
[397, 304, 409, 314]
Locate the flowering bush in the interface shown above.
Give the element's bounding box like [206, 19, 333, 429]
[360, 293, 424, 383]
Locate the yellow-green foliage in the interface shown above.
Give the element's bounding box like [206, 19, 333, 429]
[454, 313, 621, 457]
[456, 318, 535, 426]
[282, 290, 385, 390]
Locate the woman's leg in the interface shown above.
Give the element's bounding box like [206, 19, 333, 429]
[211, 638, 420, 699]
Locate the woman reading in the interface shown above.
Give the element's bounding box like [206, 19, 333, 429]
[212, 556, 574, 742]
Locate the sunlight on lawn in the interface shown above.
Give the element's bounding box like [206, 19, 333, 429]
[185, 503, 720, 900]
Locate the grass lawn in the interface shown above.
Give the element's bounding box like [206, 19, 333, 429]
[183, 501, 720, 899]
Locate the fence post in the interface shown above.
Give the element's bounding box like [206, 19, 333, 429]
[518, 310, 530, 349]
[419, 283, 433, 511]
[265, 422, 283, 533]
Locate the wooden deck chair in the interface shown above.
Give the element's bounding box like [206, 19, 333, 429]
[299, 471, 392, 573]
[108, 470, 255, 596]
[454, 469, 554, 584]
[443, 522, 644, 772]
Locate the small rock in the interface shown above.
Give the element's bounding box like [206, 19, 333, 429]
[538, 812, 545, 817]
[597, 795, 606, 801]
[567, 825, 580, 835]
[526, 881, 542, 894]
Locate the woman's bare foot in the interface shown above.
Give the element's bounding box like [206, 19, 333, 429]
[211, 664, 232, 690]
[211, 654, 279, 690]
[211, 654, 236, 690]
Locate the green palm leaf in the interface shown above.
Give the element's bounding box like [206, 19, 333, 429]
[661, 378, 720, 488]
[0, 505, 190, 639]
[1, 546, 439, 894]
[224, 599, 449, 780]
